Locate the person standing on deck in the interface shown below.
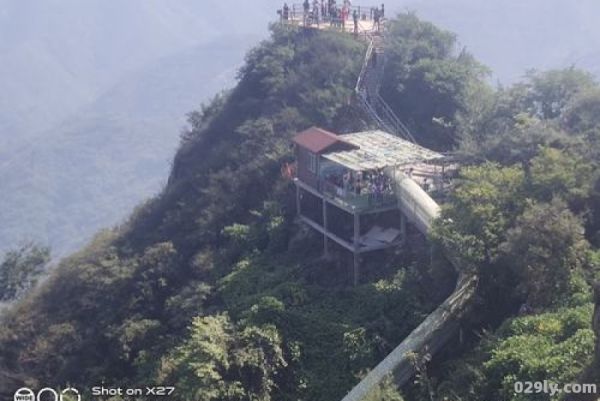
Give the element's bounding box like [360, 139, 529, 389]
[381, 3, 385, 18]
[343, 0, 352, 13]
[355, 172, 363, 195]
[341, 5, 347, 29]
[373, 7, 380, 31]
[353, 9, 359, 34]
[313, 0, 320, 25]
[330, 6, 338, 28]
[321, 0, 326, 19]
[283, 3, 289, 21]
[303, 0, 310, 25]
[343, 171, 350, 196]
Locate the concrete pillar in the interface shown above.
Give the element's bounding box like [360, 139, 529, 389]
[296, 184, 301, 216]
[353, 253, 360, 286]
[323, 200, 329, 258]
[353, 213, 360, 246]
[353, 213, 360, 285]
[400, 213, 407, 245]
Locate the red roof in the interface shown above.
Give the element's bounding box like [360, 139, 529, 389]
[292, 127, 356, 154]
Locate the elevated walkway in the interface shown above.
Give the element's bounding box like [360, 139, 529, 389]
[280, 7, 474, 398]
[340, 172, 478, 401]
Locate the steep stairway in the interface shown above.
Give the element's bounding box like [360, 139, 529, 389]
[355, 30, 416, 143]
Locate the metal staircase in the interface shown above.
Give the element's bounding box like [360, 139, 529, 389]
[355, 28, 416, 143]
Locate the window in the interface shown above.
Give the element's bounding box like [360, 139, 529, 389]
[308, 152, 317, 173]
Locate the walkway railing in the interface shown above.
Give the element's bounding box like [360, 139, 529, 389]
[355, 39, 374, 92]
[287, 3, 383, 20]
[354, 22, 416, 143]
[373, 94, 416, 142]
[322, 179, 397, 210]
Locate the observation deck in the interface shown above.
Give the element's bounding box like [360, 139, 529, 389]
[291, 127, 454, 283]
[278, 2, 385, 37]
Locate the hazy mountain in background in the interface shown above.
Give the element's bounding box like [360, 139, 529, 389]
[0, 0, 277, 147]
[403, 0, 600, 83]
[1, 0, 600, 257]
[0, 0, 280, 256]
[0, 39, 253, 256]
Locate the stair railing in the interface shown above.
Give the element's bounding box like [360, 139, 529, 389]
[355, 38, 374, 93]
[354, 24, 416, 143]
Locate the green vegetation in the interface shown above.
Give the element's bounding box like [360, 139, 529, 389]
[0, 244, 49, 302]
[437, 304, 594, 401]
[1, 12, 600, 401]
[381, 13, 489, 150]
[424, 62, 600, 400]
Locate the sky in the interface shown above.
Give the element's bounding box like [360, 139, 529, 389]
[402, 0, 600, 83]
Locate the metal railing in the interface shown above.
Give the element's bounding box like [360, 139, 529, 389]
[321, 179, 397, 210]
[355, 39, 374, 92]
[353, 20, 417, 143]
[287, 3, 382, 19]
[280, 3, 384, 36]
[373, 94, 416, 142]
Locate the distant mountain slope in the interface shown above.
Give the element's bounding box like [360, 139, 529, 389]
[0, 0, 278, 255]
[0, 0, 276, 146]
[403, 0, 600, 83]
[0, 37, 255, 256]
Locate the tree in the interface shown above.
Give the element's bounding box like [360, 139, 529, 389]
[529, 147, 593, 206]
[432, 163, 526, 271]
[0, 243, 49, 301]
[457, 68, 598, 164]
[524, 68, 597, 120]
[439, 305, 594, 401]
[469, 118, 567, 165]
[363, 376, 405, 401]
[158, 314, 287, 401]
[563, 89, 600, 134]
[382, 13, 489, 150]
[500, 198, 588, 308]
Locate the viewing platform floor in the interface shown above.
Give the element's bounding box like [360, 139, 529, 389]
[281, 8, 384, 37]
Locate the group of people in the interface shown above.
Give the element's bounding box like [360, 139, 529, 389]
[405, 167, 445, 193]
[281, 2, 385, 33]
[325, 168, 394, 203]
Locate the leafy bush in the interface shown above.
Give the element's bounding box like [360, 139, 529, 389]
[0, 243, 50, 301]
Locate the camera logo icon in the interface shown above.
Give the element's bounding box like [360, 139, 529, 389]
[13, 388, 34, 401]
[61, 388, 81, 401]
[13, 387, 81, 401]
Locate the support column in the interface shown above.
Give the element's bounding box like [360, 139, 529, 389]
[353, 213, 361, 286]
[323, 199, 329, 258]
[353, 253, 360, 286]
[400, 213, 407, 245]
[296, 184, 301, 216]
